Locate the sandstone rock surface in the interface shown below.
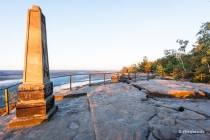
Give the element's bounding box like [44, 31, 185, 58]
[87, 83, 210, 140]
[135, 80, 209, 98]
[0, 83, 210, 140]
[0, 96, 95, 140]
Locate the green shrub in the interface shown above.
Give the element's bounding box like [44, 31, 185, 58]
[193, 74, 210, 83]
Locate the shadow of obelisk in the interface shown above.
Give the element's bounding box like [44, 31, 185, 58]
[9, 5, 58, 128]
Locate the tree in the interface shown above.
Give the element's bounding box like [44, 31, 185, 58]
[121, 22, 210, 82]
[176, 39, 189, 73]
[173, 65, 182, 80]
[128, 64, 138, 73]
[165, 61, 174, 75]
[138, 56, 152, 72]
[144, 61, 152, 72]
[151, 60, 158, 71]
[164, 39, 194, 76]
[156, 64, 165, 77]
[196, 22, 210, 73]
[120, 66, 128, 73]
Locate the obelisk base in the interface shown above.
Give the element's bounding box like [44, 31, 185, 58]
[16, 94, 54, 118]
[8, 105, 58, 129]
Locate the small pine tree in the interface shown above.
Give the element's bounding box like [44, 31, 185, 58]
[156, 64, 165, 77]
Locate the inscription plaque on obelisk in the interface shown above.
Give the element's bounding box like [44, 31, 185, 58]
[9, 5, 57, 128]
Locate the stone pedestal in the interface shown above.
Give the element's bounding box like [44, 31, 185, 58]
[16, 82, 54, 118]
[9, 5, 57, 128]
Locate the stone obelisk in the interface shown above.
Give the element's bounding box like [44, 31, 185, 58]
[9, 5, 57, 128]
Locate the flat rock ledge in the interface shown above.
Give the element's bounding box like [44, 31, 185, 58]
[0, 83, 210, 140]
[87, 83, 210, 140]
[134, 80, 210, 98]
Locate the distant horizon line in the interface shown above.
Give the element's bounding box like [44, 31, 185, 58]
[0, 69, 119, 71]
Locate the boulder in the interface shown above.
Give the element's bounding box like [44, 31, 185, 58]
[111, 73, 119, 83]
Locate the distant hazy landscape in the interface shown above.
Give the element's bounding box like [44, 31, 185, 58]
[0, 70, 114, 108]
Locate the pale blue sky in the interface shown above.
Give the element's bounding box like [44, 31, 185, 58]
[0, 1, 210, 70]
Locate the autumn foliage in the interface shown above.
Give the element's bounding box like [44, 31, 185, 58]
[120, 22, 210, 83]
